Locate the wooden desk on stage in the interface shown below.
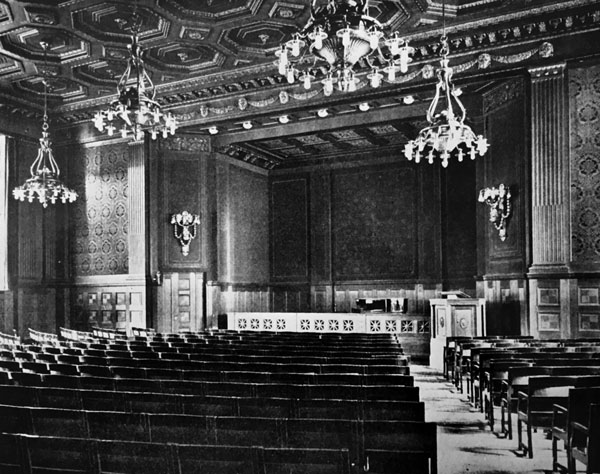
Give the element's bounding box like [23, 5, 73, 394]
[429, 295, 486, 371]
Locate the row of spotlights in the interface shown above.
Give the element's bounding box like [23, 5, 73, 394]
[205, 96, 416, 134]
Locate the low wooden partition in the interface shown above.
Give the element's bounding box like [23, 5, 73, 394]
[227, 312, 430, 362]
[228, 312, 429, 334]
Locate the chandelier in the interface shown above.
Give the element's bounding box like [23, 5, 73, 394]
[13, 42, 78, 208]
[403, 2, 488, 168]
[93, 12, 177, 141]
[277, 0, 414, 95]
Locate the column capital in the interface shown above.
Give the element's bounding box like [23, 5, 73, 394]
[528, 63, 566, 79]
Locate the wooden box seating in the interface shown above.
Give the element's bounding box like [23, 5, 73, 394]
[0, 406, 436, 474]
[516, 375, 600, 458]
[551, 387, 600, 473]
[570, 403, 600, 474]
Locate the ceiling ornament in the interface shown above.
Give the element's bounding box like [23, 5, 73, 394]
[13, 42, 78, 208]
[92, 7, 177, 141]
[404, 0, 489, 168]
[276, 0, 414, 95]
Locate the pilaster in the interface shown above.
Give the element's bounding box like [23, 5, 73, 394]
[527, 63, 570, 276]
[127, 140, 147, 277]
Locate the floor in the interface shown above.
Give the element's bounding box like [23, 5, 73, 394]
[412, 366, 560, 474]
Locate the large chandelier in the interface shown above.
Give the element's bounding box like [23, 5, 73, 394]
[277, 0, 414, 95]
[93, 14, 177, 141]
[404, 2, 488, 168]
[13, 42, 78, 208]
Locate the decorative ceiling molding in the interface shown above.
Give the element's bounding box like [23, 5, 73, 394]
[0, 0, 596, 127]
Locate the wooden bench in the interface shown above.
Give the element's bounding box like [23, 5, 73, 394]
[551, 386, 600, 473]
[516, 375, 600, 458]
[570, 402, 600, 474]
[501, 366, 600, 439]
[2, 433, 353, 474]
[0, 407, 436, 473]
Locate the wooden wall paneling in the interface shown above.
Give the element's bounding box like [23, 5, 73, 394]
[161, 150, 206, 269]
[418, 164, 442, 282]
[332, 164, 417, 282]
[270, 175, 309, 283]
[310, 171, 332, 284]
[480, 78, 528, 277]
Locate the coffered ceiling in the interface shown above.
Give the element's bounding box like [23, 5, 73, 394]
[0, 0, 598, 166]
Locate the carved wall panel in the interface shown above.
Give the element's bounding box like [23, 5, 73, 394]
[332, 164, 416, 281]
[569, 64, 600, 267]
[70, 143, 129, 276]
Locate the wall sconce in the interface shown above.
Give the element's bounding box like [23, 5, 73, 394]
[170, 211, 200, 256]
[478, 184, 512, 241]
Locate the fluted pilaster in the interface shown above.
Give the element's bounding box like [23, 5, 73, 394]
[528, 63, 570, 275]
[128, 140, 147, 276]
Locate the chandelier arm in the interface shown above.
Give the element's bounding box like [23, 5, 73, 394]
[427, 80, 443, 123]
[46, 147, 60, 177]
[117, 61, 133, 94]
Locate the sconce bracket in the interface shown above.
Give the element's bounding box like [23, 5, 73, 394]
[171, 211, 200, 256]
[478, 184, 512, 241]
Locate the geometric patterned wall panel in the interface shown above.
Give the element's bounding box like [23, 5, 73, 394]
[70, 143, 129, 276]
[569, 64, 600, 264]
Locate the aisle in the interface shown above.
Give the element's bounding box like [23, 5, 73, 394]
[412, 366, 555, 474]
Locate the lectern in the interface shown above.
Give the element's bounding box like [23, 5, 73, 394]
[429, 291, 486, 371]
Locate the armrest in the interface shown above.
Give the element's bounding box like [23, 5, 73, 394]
[516, 390, 529, 413]
[571, 421, 589, 436]
[552, 404, 567, 430]
[553, 404, 567, 415]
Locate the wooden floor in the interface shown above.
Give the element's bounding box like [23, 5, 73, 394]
[413, 366, 556, 474]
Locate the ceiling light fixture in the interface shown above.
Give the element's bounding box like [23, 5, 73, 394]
[277, 0, 413, 95]
[92, 7, 177, 141]
[403, 0, 488, 168]
[278, 115, 290, 124]
[358, 102, 370, 112]
[208, 126, 219, 135]
[242, 121, 253, 130]
[402, 95, 415, 105]
[317, 108, 329, 118]
[13, 42, 78, 208]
